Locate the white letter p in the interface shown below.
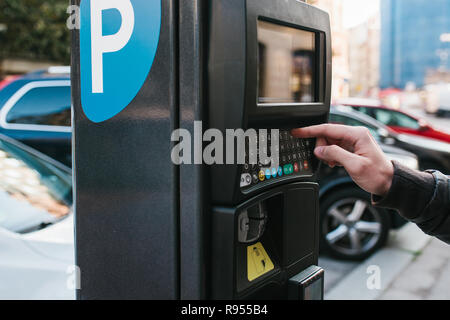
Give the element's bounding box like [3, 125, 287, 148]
[91, 0, 135, 93]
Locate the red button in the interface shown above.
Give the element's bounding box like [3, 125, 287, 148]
[303, 160, 309, 170]
[294, 162, 299, 173]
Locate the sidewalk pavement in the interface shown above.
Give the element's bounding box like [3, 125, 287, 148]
[324, 222, 450, 300]
[379, 238, 450, 300]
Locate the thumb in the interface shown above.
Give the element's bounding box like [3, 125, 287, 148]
[315, 145, 361, 168]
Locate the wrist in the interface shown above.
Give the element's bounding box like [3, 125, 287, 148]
[375, 160, 394, 196]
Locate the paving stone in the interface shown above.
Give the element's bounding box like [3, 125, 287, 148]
[325, 248, 412, 300]
[380, 239, 450, 300]
[319, 257, 359, 293]
[387, 223, 431, 254]
[379, 287, 422, 300]
[428, 260, 450, 300]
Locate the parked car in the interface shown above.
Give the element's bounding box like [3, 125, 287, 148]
[317, 111, 417, 260]
[331, 106, 450, 173]
[0, 134, 74, 299]
[424, 83, 450, 117]
[0, 68, 71, 166]
[335, 98, 450, 144]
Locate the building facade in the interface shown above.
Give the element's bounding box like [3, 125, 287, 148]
[348, 15, 380, 97]
[381, 0, 450, 89]
[308, 0, 350, 98]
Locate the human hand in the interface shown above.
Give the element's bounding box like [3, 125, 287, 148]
[291, 124, 394, 196]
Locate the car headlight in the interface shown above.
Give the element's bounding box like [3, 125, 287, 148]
[386, 154, 419, 170]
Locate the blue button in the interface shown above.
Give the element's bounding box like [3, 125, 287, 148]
[265, 169, 271, 180]
[278, 166, 283, 177]
[271, 168, 277, 178]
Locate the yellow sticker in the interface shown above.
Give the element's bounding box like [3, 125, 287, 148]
[247, 242, 274, 282]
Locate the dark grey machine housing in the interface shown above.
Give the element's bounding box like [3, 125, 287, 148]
[72, 0, 331, 299]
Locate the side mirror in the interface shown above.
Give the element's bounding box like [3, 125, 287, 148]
[418, 120, 429, 131]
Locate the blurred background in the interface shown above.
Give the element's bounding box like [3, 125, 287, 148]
[0, 0, 448, 300]
[0, 0, 70, 78]
[308, 0, 450, 119]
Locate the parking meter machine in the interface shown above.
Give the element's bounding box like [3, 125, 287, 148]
[72, 0, 330, 300]
[208, 0, 331, 299]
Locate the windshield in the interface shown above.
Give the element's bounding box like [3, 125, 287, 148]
[0, 138, 72, 233]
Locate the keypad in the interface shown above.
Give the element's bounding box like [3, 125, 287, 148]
[240, 130, 315, 189]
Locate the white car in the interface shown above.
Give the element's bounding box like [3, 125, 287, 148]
[425, 83, 450, 117]
[0, 135, 74, 300]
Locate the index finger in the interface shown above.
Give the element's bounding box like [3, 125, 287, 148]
[291, 124, 359, 142]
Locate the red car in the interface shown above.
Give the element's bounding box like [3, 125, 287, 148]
[334, 98, 450, 144]
[0, 75, 20, 91]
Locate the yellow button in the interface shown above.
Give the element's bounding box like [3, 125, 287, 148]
[258, 170, 266, 181]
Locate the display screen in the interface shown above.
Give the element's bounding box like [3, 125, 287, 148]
[258, 20, 316, 104]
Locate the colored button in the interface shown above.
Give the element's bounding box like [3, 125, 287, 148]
[271, 168, 277, 178]
[294, 162, 299, 173]
[278, 166, 283, 177]
[265, 169, 271, 180]
[258, 170, 266, 182]
[304, 160, 309, 170]
[283, 165, 290, 175]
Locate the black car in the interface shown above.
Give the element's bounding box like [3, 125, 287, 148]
[316, 107, 423, 261]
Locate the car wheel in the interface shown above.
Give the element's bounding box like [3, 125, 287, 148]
[320, 186, 390, 261]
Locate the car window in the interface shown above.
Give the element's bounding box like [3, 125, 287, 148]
[329, 114, 380, 139]
[0, 139, 72, 233]
[352, 106, 372, 116]
[6, 85, 71, 127]
[373, 109, 419, 129]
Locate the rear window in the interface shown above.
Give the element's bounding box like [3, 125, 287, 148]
[6, 85, 71, 127]
[373, 109, 419, 130]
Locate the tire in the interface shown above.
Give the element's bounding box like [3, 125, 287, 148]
[320, 186, 391, 261]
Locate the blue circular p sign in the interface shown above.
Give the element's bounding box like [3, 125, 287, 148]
[80, 0, 161, 123]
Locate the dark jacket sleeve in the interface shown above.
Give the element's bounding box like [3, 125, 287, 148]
[372, 161, 450, 244]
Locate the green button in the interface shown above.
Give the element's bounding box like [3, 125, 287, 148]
[283, 165, 290, 175]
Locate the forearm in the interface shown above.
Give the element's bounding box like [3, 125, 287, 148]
[372, 161, 450, 244]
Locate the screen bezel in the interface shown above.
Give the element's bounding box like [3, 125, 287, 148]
[245, 0, 331, 127]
